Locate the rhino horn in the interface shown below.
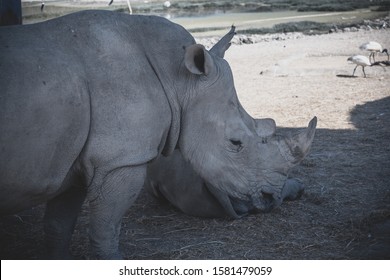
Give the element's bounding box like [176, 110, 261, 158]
[284, 117, 317, 165]
[210, 25, 236, 58]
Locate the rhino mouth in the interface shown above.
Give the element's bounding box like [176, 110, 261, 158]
[207, 184, 280, 218]
[230, 191, 277, 216]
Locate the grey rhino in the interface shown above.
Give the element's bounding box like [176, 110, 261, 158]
[145, 118, 317, 218]
[0, 10, 315, 259]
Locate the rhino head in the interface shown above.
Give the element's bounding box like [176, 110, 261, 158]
[205, 117, 317, 218]
[174, 27, 317, 216]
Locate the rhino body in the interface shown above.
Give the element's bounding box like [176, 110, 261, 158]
[0, 10, 315, 259]
[145, 119, 315, 218]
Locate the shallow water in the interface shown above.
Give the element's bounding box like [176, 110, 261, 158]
[170, 9, 388, 36]
[22, 1, 388, 37]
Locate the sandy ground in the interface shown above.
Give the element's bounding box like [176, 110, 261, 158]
[225, 29, 390, 129]
[1, 28, 389, 260]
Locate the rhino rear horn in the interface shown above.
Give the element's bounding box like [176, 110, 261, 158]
[285, 117, 317, 164]
[210, 25, 236, 58]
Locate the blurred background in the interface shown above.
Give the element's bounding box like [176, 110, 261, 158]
[15, 0, 390, 36]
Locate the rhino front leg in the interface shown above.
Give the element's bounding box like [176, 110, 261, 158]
[281, 178, 305, 201]
[88, 165, 146, 259]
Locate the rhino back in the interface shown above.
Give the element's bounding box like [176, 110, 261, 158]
[50, 11, 195, 167]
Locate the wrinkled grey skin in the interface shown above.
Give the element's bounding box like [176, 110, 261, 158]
[0, 10, 315, 259]
[145, 118, 317, 218]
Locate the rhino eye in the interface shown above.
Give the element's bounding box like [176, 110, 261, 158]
[229, 139, 243, 152]
[230, 139, 242, 146]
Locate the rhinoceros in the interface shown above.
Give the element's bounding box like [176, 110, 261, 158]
[0, 10, 316, 259]
[145, 118, 317, 218]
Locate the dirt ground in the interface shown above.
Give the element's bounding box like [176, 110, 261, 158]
[1, 28, 389, 260]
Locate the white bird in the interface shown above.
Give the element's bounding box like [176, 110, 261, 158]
[359, 41, 389, 63]
[347, 55, 371, 78]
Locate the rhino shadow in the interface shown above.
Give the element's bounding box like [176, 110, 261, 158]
[344, 96, 390, 259]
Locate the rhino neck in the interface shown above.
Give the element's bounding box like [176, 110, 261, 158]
[144, 54, 181, 156]
[161, 88, 181, 156]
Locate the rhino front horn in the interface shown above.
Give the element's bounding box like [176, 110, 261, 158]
[285, 116, 317, 165]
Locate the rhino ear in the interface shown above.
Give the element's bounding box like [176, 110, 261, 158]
[210, 25, 236, 58]
[184, 44, 214, 75]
